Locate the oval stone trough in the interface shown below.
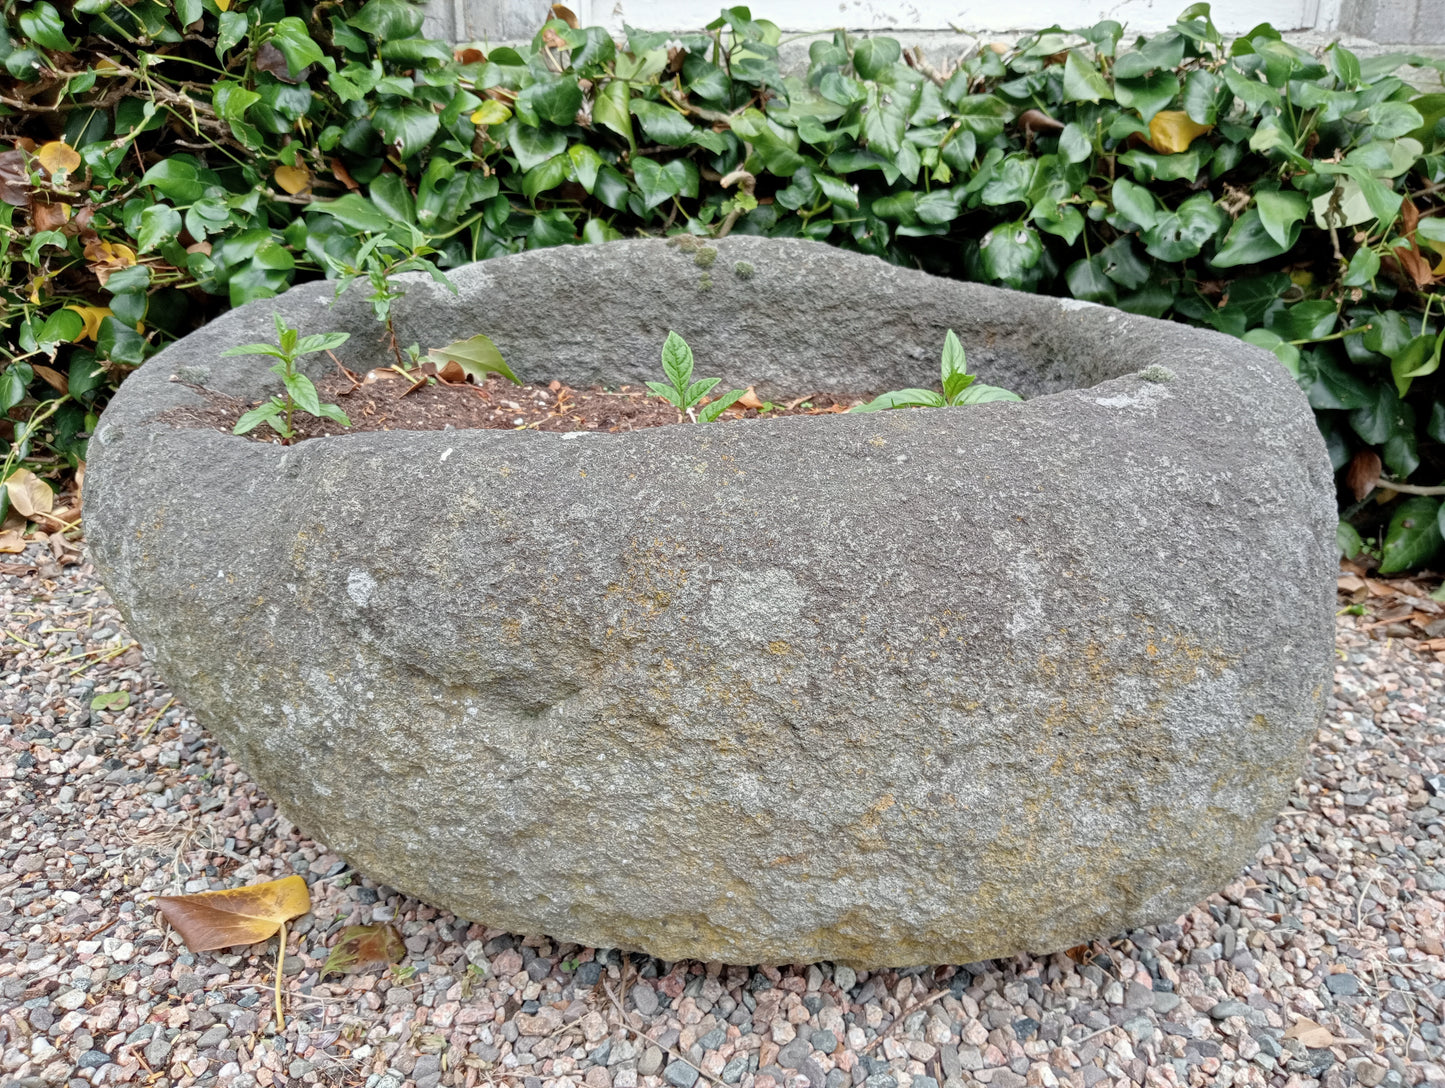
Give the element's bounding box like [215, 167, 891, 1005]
[86, 236, 1336, 967]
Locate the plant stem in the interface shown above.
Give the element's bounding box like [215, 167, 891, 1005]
[274, 920, 287, 1032]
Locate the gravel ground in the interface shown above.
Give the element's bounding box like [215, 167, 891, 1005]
[2, 548, 1443, 1088]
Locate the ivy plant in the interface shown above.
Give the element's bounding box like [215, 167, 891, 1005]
[3, 0, 1445, 565]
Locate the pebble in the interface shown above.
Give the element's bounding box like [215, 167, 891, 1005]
[1, 552, 1442, 1087]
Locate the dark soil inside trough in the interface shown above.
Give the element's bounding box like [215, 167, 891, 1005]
[164, 366, 873, 442]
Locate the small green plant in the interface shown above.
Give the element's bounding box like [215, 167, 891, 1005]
[850, 331, 1021, 413]
[225, 315, 352, 442]
[648, 331, 747, 423]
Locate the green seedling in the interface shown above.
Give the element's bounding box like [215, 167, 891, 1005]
[648, 331, 746, 423]
[850, 330, 1021, 413]
[226, 315, 352, 442]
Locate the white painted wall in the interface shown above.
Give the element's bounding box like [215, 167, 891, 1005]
[578, 0, 1336, 34]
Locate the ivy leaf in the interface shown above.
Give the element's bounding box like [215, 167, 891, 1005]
[507, 122, 568, 171]
[374, 104, 440, 159]
[18, 2, 74, 51]
[1379, 497, 1442, 574]
[1058, 123, 1091, 164]
[1112, 178, 1159, 230]
[1211, 207, 1295, 267]
[1062, 52, 1112, 103]
[522, 154, 570, 201]
[978, 220, 1042, 288]
[853, 37, 901, 80]
[268, 18, 324, 78]
[516, 77, 583, 127]
[861, 84, 909, 158]
[593, 80, 635, 150]
[630, 99, 695, 145]
[1114, 71, 1180, 122]
[1066, 255, 1118, 304]
[1180, 69, 1221, 124]
[1143, 194, 1225, 261]
[136, 205, 182, 254]
[349, 0, 424, 38]
[1390, 332, 1444, 398]
[1254, 190, 1309, 248]
[631, 156, 681, 209]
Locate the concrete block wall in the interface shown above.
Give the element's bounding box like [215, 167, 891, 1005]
[421, 0, 1443, 46]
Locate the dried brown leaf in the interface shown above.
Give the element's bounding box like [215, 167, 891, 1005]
[321, 924, 405, 978]
[550, 4, 580, 28]
[330, 157, 359, 192]
[0, 150, 29, 206]
[1017, 109, 1064, 134]
[4, 469, 54, 518]
[1346, 449, 1382, 502]
[255, 41, 306, 83]
[32, 200, 70, 231]
[153, 875, 310, 951]
[0, 530, 26, 554]
[32, 364, 68, 394]
[736, 387, 765, 410]
[1282, 1016, 1341, 1048]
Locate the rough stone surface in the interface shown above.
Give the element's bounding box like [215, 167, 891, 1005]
[85, 236, 1336, 967]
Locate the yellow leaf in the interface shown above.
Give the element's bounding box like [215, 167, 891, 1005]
[154, 875, 310, 951]
[1146, 110, 1213, 154]
[3, 469, 55, 519]
[273, 162, 311, 195]
[65, 305, 112, 342]
[215, 0, 231, 9]
[471, 100, 513, 126]
[36, 141, 82, 177]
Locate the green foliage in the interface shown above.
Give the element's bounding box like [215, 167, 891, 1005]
[225, 315, 351, 441]
[851, 330, 1021, 411]
[648, 332, 746, 422]
[3, 2, 1445, 565]
[427, 334, 521, 384]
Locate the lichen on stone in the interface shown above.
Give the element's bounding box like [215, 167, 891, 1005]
[697, 273, 714, 292]
[1138, 364, 1176, 384]
[694, 246, 718, 268]
[734, 261, 755, 281]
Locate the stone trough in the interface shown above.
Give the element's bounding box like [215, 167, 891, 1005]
[86, 236, 1336, 967]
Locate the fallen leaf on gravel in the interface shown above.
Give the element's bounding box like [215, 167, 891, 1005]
[1283, 1017, 1342, 1047]
[4, 469, 54, 518]
[321, 923, 405, 978]
[91, 691, 130, 711]
[1337, 575, 1366, 593]
[0, 531, 26, 554]
[154, 874, 310, 951]
[155, 874, 311, 1031]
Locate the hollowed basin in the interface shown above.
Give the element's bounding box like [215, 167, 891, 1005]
[86, 236, 1335, 966]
